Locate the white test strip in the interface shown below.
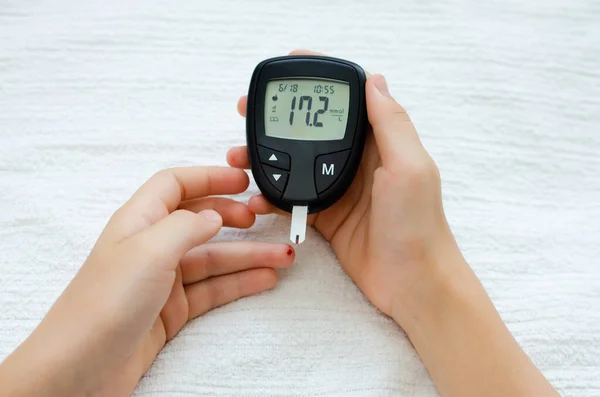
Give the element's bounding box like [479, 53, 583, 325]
[290, 205, 308, 244]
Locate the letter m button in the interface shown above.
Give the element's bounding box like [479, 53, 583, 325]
[314, 150, 350, 194]
[322, 163, 335, 176]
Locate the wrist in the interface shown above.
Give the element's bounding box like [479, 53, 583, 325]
[388, 234, 560, 397]
[0, 315, 112, 397]
[390, 233, 482, 333]
[0, 338, 70, 397]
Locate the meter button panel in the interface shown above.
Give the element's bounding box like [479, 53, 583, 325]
[258, 145, 290, 171]
[315, 150, 350, 194]
[261, 164, 289, 192]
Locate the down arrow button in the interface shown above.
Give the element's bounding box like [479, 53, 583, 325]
[262, 164, 289, 192]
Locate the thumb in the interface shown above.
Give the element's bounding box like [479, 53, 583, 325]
[366, 74, 423, 167]
[137, 209, 223, 264]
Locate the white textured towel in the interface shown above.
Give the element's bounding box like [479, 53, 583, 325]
[1, 1, 599, 396]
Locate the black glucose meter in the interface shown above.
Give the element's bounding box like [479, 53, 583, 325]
[245, 55, 368, 242]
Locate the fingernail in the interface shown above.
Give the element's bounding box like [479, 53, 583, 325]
[199, 209, 222, 223]
[373, 74, 391, 97]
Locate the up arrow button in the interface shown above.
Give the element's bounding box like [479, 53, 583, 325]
[258, 145, 290, 170]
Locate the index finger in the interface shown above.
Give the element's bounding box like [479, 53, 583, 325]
[105, 167, 249, 241]
[130, 167, 249, 213]
[288, 49, 327, 56]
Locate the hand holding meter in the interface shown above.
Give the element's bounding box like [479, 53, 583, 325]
[246, 55, 368, 244]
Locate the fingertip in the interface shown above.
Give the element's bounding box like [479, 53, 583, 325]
[285, 244, 296, 263]
[239, 166, 250, 188]
[259, 268, 278, 289]
[366, 75, 411, 127]
[247, 195, 271, 215]
[288, 49, 325, 56]
[145, 209, 224, 260]
[227, 161, 246, 173]
[370, 74, 391, 97]
[227, 146, 250, 169]
[198, 209, 223, 225]
[269, 243, 296, 267]
[236, 204, 256, 229]
[366, 75, 421, 169]
[366, 75, 409, 118]
[366, 75, 391, 111]
[237, 96, 247, 117]
[225, 166, 250, 195]
[226, 147, 236, 167]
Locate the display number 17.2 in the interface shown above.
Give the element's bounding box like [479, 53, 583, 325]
[289, 96, 329, 127]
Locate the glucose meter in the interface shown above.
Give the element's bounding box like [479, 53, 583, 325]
[245, 55, 368, 243]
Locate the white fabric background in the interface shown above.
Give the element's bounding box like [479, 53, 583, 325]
[1, 0, 599, 396]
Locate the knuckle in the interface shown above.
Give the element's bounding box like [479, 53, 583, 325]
[405, 157, 438, 182]
[152, 168, 173, 183]
[374, 101, 410, 126]
[196, 247, 212, 279]
[372, 167, 391, 188]
[132, 234, 167, 262]
[171, 208, 193, 218]
[170, 209, 198, 229]
[206, 281, 227, 310]
[108, 205, 127, 224]
[171, 302, 189, 332]
[153, 168, 184, 199]
[375, 154, 441, 192]
[162, 300, 189, 340]
[391, 102, 409, 118]
[385, 155, 439, 189]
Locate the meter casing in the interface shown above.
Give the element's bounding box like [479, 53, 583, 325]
[246, 55, 367, 214]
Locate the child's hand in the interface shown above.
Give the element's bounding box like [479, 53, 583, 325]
[228, 50, 456, 322]
[0, 166, 295, 397]
[229, 50, 559, 397]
